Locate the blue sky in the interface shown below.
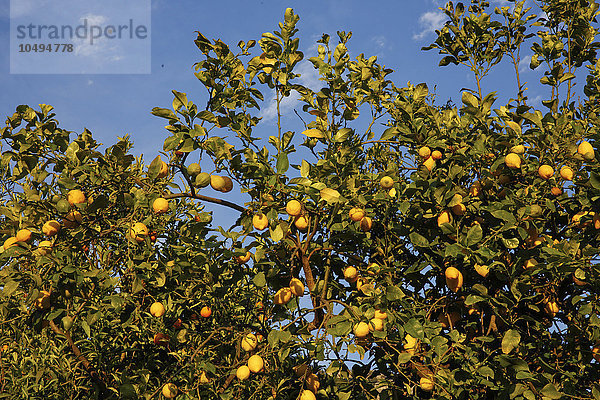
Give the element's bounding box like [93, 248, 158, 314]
[0, 0, 570, 225]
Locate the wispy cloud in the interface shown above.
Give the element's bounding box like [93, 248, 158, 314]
[413, 10, 446, 40]
[259, 60, 322, 121]
[518, 55, 532, 72]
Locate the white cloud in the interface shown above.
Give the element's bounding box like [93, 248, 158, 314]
[259, 60, 322, 121]
[518, 55, 532, 72]
[413, 10, 446, 40]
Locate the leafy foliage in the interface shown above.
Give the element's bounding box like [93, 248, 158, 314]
[2, 2, 600, 399]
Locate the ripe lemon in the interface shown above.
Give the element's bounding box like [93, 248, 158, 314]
[248, 354, 264, 373]
[550, 186, 562, 196]
[3, 237, 18, 250]
[16, 229, 32, 242]
[38, 240, 52, 255]
[289, 278, 305, 296]
[295, 215, 309, 230]
[444, 267, 463, 292]
[300, 389, 316, 400]
[42, 220, 61, 236]
[150, 302, 165, 317]
[544, 301, 559, 317]
[360, 216, 372, 232]
[241, 333, 258, 352]
[592, 343, 600, 362]
[505, 153, 521, 169]
[418, 146, 431, 159]
[130, 222, 148, 243]
[469, 181, 482, 197]
[305, 373, 320, 392]
[437, 210, 451, 227]
[348, 207, 365, 222]
[344, 266, 358, 282]
[200, 306, 212, 318]
[153, 332, 170, 346]
[560, 166, 574, 181]
[423, 156, 435, 171]
[538, 164, 554, 179]
[161, 383, 178, 398]
[221, 176, 234, 192]
[187, 162, 201, 176]
[286, 200, 303, 217]
[153, 198, 169, 214]
[510, 144, 525, 154]
[253, 214, 269, 231]
[451, 203, 466, 216]
[235, 251, 252, 264]
[404, 334, 417, 355]
[210, 175, 226, 191]
[34, 290, 51, 310]
[578, 140, 595, 160]
[420, 376, 435, 391]
[67, 189, 86, 206]
[274, 287, 293, 305]
[63, 211, 83, 228]
[380, 176, 394, 189]
[369, 318, 384, 332]
[236, 365, 250, 380]
[431, 150, 442, 160]
[353, 321, 370, 338]
[157, 161, 169, 179]
[374, 309, 387, 320]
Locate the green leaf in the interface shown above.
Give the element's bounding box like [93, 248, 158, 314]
[320, 188, 340, 203]
[386, 286, 404, 301]
[334, 128, 352, 142]
[276, 153, 289, 174]
[462, 91, 479, 108]
[300, 160, 310, 178]
[501, 329, 521, 354]
[252, 272, 266, 288]
[302, 129, 325, 138]
[270, 224, 284, 242]
[404, 318, 424, 340]
[172, 90, 189, 110]
[540, 383, 562, 399]
[151, 107, 177, 120]
[2, 280, 18, 297]
[409, 232, 429, 247]
[466, 224, 483, 246]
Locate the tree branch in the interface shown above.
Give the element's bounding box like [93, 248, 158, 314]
[164, 192, 245, 213]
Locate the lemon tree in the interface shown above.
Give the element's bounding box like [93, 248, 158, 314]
[2, 2, 600, 399]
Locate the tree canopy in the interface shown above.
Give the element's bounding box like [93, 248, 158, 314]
[1, 1, 600, 399]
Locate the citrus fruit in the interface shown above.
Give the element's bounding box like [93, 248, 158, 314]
[444, 267, 463, 292]
[150, 302, 165, 317]
[348, 207, 365, 222]
[16, 229, 32, 242]
[236, 365, 250, 380]
[286, 200, 302, 217]
[538, 164, 554, 179]
[380, 176, 394, 189]
[560, 165, 574, 181]
[200, 306, 212, 318]
[253, 214, 269, 231]
[289, 278, 304, 296]
[248, 354, 264, 373]
[353, 322, 369, 338]
[241, 333, 258, 352]
[418, 146, 431, 159]
[42, 220, 61, 236]
[67, 189, 86, 206]
[162, 383, 178, 398]
[505, 153, 521, 169]
[153, 198, 169, 214]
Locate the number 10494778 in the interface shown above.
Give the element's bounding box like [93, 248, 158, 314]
[18, 43, 73, 52]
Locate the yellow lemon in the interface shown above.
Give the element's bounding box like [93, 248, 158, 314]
[42, 220, 61, 236]
[380, 176, 394, 189]
[360, 216, 372, 232]
[431, 150, 442, 160]
[3, 237, 18, 250]
[38, 240, 52, 255]
[423, 156, 435, 171]
[437, 210, 451, 227]
[418, 146, 431, 159]
[150, 302, 165, 317]
[236, 365, 250, 380]
[289, 278, 304, 296]
[248, 354, 264, 373]
[274, 287, 293, 305]
[349, 207, 365, 222]
[153, 198, 169, 214]
[210, 175, 226, 191]
[157, 161, 169, 179]
[353, 322, 370, 338]
[445, 267, 463, 292]
[420, 376, 435, 391]
[300, 390, 316, 400]
[16, 229, 32, 243]
[295, 215, 309, 231]
[404, 334, 418, 355]
[505, 153, 521, 169]
[130, 222, 148, 243]
[67, 189, 86, 206]
[161, 383, 178, 399]
[253, 214, 269, 231]
[241, 333, 258, 352]
[560, 166, 574, 181]
[538, 164, 554, 180]
[286, 200, 303, 217]
[344, 266, 358, 282]
[578, 141, 595, 160]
